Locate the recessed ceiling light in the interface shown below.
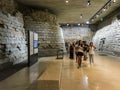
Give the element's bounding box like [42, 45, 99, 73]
[67, 23, 69, 26]
[112, 0, 116, 3]
[78, 23, 80, 26]
[86, 21, 90, 24]
[65, 0, 69, 3]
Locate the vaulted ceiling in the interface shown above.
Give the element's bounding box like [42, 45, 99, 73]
[16, 0, 120, 24]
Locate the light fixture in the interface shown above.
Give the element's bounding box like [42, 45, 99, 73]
[65, 0, 69, 5]
[89, 0, 115, 23]
[91, 19, 94, 22]
[86, 21, 90, 24]
[78, 23, 80, 26]
[65, 0, 69, 4]
[80, 14, 83, 19]
[96, 14, 99, 17]
[87, 0, 91, 6]
[103, 8, 106, 11]
[67, 23, 69, 26]
[112, 0, 116, 3]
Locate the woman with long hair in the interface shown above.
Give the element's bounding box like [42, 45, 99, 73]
[77, 40, 84, 68]
[89, 42, 96, 64]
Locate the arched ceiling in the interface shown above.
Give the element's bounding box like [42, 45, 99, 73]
[16, 0, 120, 24]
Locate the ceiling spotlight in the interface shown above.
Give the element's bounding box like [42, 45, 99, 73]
[103, 8, 106, 11]
[100, 18, 103, 21]
[65, 0, 69, 3]
[112, 0, 116, 3]
[80, 14, 83, 19]
[78, 23, 80, 26]
[87, 0, 91, 6]
[90, 0, 116, 24]
[96, 14, 99, 17]
[91, 19, 94, 22]
[65, 0, 69, 5]
[67, 23, 69, 26]
[86, 21, 90, 24]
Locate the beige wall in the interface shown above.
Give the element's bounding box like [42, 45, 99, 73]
[62, 26, 93, 44]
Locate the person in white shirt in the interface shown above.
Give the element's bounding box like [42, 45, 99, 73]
[89, 42, 96, 64]
[77, 40, 84, 68]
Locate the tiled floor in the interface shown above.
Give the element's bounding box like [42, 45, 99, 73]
[0, 53, 120, 90]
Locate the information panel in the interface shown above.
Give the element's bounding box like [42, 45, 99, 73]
[34, 33, 38, 54]
[28, 31, 38, 66]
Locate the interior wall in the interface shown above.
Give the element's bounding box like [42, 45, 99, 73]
[93, 19, 120, 56]
[0, 0, 27, 70]
[62, 26, 93, 44]
[93, 7, 120, 57]
[0, 0, 66, 70]
[22, 9, 65, 57]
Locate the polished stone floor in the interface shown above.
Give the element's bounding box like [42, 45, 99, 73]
[60, 54, 120, 90]
[0, 53, 120, 90]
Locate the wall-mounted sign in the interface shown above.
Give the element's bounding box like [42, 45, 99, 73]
[28, 31, 38, 66]
[34, 33, 38, 54]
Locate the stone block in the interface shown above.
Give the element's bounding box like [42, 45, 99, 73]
[38, 62, 61, 90]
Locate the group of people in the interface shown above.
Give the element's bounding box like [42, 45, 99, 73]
[66, 40, 96, 68]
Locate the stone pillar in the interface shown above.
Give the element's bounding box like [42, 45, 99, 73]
[23, 10, 65, 57]
[0, 0, 27, 70]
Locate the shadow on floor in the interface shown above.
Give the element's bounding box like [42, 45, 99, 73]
[98, 54, 107, 56]
[0, 62, 27, 81]
[27, 81, 38, 90]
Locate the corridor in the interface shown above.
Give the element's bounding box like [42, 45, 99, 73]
[0, 53, 120, 90]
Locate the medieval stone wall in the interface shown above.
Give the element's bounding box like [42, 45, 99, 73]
[23, 10, 65, 57]
[93, 19, 120, 56]
[0, 0, 27, 69]
[62, 26, 93, 44]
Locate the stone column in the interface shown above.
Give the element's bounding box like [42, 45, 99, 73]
[23, 10, 65, 57]
[0, 0, 27, 70]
